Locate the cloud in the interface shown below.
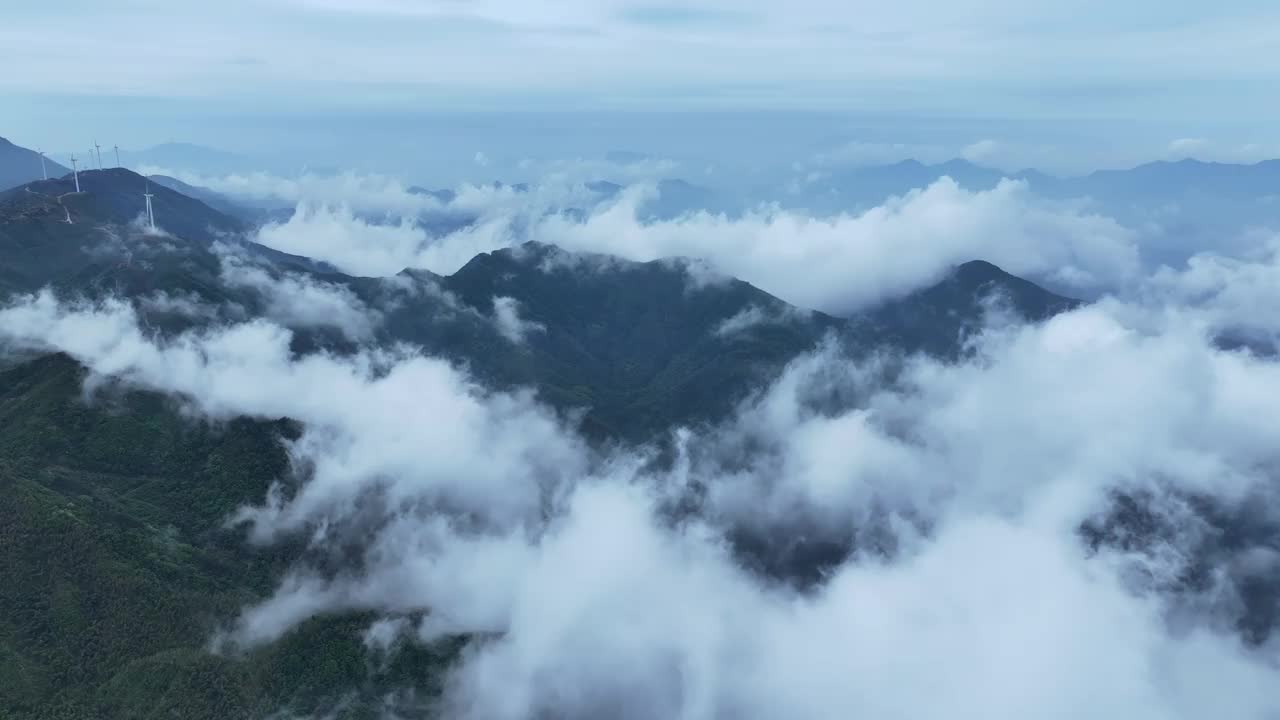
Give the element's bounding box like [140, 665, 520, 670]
[252, 202, 435, 276]
[0, 289, 585, 542]
[3, 222, 1280, 717]
[1165, 139, 1280, 164]
[7, 0, 1280, 130]
[961, 138, 1001, 163]
[530, 179, 1140, 313]
[1144, 231, 1280, 348]
[142, 168, 450, 215]
[713, 304, 810, 337]
[240, 175, 1140, 315]
[443, 290, 1280, 718]
[491, 296, 545, 345]
[217, 250, 382, 340]
[138, 290, 229, 320]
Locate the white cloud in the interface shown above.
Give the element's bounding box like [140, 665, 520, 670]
[1165, 139, 1280, 164]
[242, 176, 1140, 315]
[1144, 231, 1280, 346]
[138, 290, 223, 320]
[713, 304, 810, 337]
[3, 221, 1280, 718]
[492, 296, 545, 345]
[252, 202, 434, 276]
[530, 179, 1140, 313]
[961, 138, 1001, 163]
[5, 0, 1280, 129]
[217, 250, 381, 340]
[144, 168, 448, 215]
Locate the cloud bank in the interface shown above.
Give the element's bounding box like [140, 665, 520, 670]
[238, 176, 1141, 315]
[2, 226, 1279, 717]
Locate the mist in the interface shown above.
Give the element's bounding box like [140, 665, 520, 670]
[3, 213, 1279, 718]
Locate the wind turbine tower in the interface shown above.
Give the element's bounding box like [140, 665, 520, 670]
[114, 145, 121, 168]
[37, 149, 48, 180]
[143, 182, 156, 230]
[94, 141, 103, 170]
[70, 154, 81, 192]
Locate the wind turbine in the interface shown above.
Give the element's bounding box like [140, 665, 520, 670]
[37, 149, 48, 180]
[94, 141, 103, 170]
[114, 145, 121, 168]
[70, 154, 81, 192]
[143, 181, 156, 230]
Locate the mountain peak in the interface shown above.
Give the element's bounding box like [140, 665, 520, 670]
[953, 259, 1011, 283]
[857, 259, 1080, 356]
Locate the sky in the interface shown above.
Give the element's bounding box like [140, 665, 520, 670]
[5, 6, 1280, 714]
[4, 1, 1280, 176]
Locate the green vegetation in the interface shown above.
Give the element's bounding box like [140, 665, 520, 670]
[0, 355, 460, 719]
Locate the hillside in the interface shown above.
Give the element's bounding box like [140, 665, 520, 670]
[148, 175, 269, 224]
[858, 259, 1081, 357]
[0, 137, 71, 193]
[0, 353, 461, 719]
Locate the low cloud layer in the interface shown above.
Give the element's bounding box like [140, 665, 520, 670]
[537, 179, 1141, 313]
[241, 176, 1142, 315]
[2, 221, 1279, 717]
[218, 249, 381, 339]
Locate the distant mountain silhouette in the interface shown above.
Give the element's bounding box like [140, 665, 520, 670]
[407, 185, 458, 203]
[794, 156, 1280, 212]
[120, 142, 249, 175]
[0, 137, 71, 193]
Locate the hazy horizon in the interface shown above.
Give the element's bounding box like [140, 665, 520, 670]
[6, 1, 1280, 179]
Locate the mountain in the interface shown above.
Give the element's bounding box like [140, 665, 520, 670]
[793, 156, 1280, 211]
[120, 143, 249, 175]
[147, 174, 268, 224]
[429, 242, 840, 437]
[0, 353, 460, 719]
[644, 178, 724, 219]
[0, 168, 1082, 438]
[1077, 158, 1280, 199]
[0, 169, 340, 300]
[0, 137, 71, 193]
[0, 175, 1100, 718]
[1, 168, 245, 241]
[858, 260, 1081, 357]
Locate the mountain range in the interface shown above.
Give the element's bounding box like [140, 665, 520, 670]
[1, 141, 1274, 719]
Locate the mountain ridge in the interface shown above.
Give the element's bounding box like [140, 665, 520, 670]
[0, 137, 72, 193]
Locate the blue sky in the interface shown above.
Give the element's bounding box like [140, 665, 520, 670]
[5, 1, 1279, 175]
